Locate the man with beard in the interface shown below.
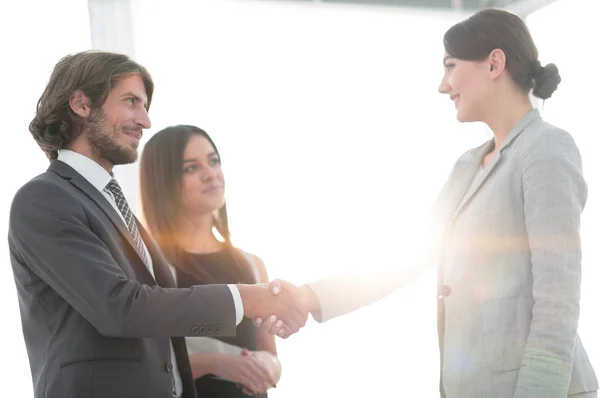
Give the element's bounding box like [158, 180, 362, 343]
[8, 50, 308, 398]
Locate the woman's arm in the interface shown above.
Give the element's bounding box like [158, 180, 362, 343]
[514, 129, 587, 398]
[189, 352, 225, 379]
[302, 253, 435, 323]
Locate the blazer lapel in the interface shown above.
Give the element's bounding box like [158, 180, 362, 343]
[436, 141, 490, 229]
[48, 160, 156, 283]
[448, 109, 542, 225]
[449, 142, 499, 224]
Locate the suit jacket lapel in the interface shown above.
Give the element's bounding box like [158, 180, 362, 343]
[137, 220, 176, 288]
[48, 160, 156, 283]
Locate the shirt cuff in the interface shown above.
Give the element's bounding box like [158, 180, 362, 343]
[227, 284, 244, 326]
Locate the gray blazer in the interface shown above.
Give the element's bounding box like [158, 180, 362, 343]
[8, 160, 237, 398]
[309, 110, 598, 398]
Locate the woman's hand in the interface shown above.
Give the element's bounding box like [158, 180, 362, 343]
[248, 349, 281, 385]
[211, 351, 275, 395]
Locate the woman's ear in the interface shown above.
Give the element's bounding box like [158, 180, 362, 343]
[488, 48, 507, 79]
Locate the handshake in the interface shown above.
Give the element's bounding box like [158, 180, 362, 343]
[237, 280, 320, 339]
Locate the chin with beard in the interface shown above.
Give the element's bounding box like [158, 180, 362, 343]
[85, 108, 139, 166]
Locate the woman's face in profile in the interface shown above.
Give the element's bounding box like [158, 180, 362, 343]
[180, 134, 225, 216]
[438, 52, 491, 123]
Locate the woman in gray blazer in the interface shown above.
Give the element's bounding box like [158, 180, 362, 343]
[258, 8, 598, 398]
[430, 8, 598, 398]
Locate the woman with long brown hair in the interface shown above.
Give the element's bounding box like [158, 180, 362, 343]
[140, 125, 281, 397]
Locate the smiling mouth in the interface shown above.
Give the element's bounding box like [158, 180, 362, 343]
[124, 131, 142, 141]
[202, 186, 223, 194]
[450, 94, 460, 108]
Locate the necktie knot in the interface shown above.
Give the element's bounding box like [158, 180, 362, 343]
[105, 179, 124, 198]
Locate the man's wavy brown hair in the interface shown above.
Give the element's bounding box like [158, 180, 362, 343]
[29, 50, 154, 160]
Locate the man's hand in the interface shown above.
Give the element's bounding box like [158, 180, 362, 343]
[252, 280, 321, 338]
[237, 280, 309, 338]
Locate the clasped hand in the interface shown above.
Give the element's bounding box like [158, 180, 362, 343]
[240, 280, 318, 339]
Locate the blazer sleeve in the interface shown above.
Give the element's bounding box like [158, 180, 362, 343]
[307, 173, 449, 323]
[514, 128, 587, 398]
[8, 178, 237, 338]
[307, 257, 434, 323]
[306, 273, 390, 323]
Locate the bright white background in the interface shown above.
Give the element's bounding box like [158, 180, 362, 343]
[0, 0, 598, 396]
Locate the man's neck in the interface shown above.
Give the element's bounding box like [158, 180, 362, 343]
[66, 139, 113, 174]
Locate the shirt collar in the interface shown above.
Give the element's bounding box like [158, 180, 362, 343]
[57, 149, 113, 192]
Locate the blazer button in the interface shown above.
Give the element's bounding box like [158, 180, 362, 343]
[191, 326, 199, 335]
[214, 325, 221, 334]
[199, 326, 206, 335]
[206, 325, 214, 335]
[165, 362, 173, 373]
[442, 285, 451, 297]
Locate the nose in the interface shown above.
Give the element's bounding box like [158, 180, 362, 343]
[200, 165, 217, 181]
[136, 107, 151, 129]
[438, 76, 450, 94]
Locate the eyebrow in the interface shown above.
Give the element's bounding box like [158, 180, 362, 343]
[182, 152, 219, 164]
[443, 56, 454, 64]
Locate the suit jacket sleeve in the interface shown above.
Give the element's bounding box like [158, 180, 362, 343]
[514, 128, 586, 398]
[9, 178, 237, 338]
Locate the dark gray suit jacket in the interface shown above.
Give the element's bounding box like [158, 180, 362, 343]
[8, 160, 237, 398]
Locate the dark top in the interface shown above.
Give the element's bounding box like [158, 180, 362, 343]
[176, 249, 265, 398]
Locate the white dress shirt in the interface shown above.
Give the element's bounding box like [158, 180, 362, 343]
[57, 149, 244, 397]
